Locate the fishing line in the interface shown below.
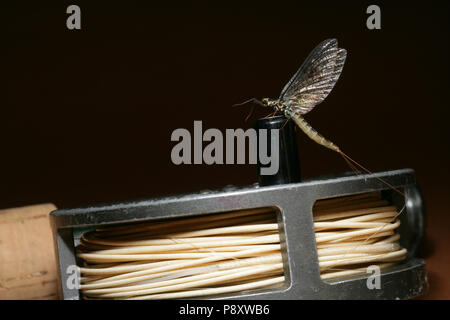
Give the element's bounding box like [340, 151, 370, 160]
[76, 209, 285, 299]
[313, 192, 406, 278]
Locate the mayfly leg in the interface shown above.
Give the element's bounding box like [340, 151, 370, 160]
[232, 98, 267, 122]
[263, 111, 278, 119]
[280, 118, 290, 130]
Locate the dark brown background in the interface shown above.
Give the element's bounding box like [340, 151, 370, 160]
[2, 1, 449, 298]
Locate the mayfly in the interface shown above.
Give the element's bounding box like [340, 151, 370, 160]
[235, 38, 402, 195]
[236, 38, 345, 153]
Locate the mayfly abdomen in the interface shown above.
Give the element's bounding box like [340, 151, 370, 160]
[292, 114, 340, 152]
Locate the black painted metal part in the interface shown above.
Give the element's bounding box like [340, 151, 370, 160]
[255, 115, 301, 186]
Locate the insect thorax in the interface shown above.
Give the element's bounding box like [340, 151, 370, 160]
[263, 99, 283, 111]
[263, 99, 296, 118]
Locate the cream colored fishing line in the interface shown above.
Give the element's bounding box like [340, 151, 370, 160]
[77, 209, 285, 299]
[314, 192, 407, 279]
[76, 192, 406, 299]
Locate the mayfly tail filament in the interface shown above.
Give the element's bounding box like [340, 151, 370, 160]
[338, 150, 405, 197]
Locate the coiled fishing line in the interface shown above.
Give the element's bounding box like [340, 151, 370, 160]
[76, 208, 286, 300]
[75, 193, 406, 299]
[314, 192, 406, 280]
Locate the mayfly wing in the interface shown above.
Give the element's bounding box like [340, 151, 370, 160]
[279, 39, 347, 115]
[279, 39, 336, 98]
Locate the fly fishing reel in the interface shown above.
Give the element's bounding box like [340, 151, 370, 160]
[50, 116, 427, 300]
